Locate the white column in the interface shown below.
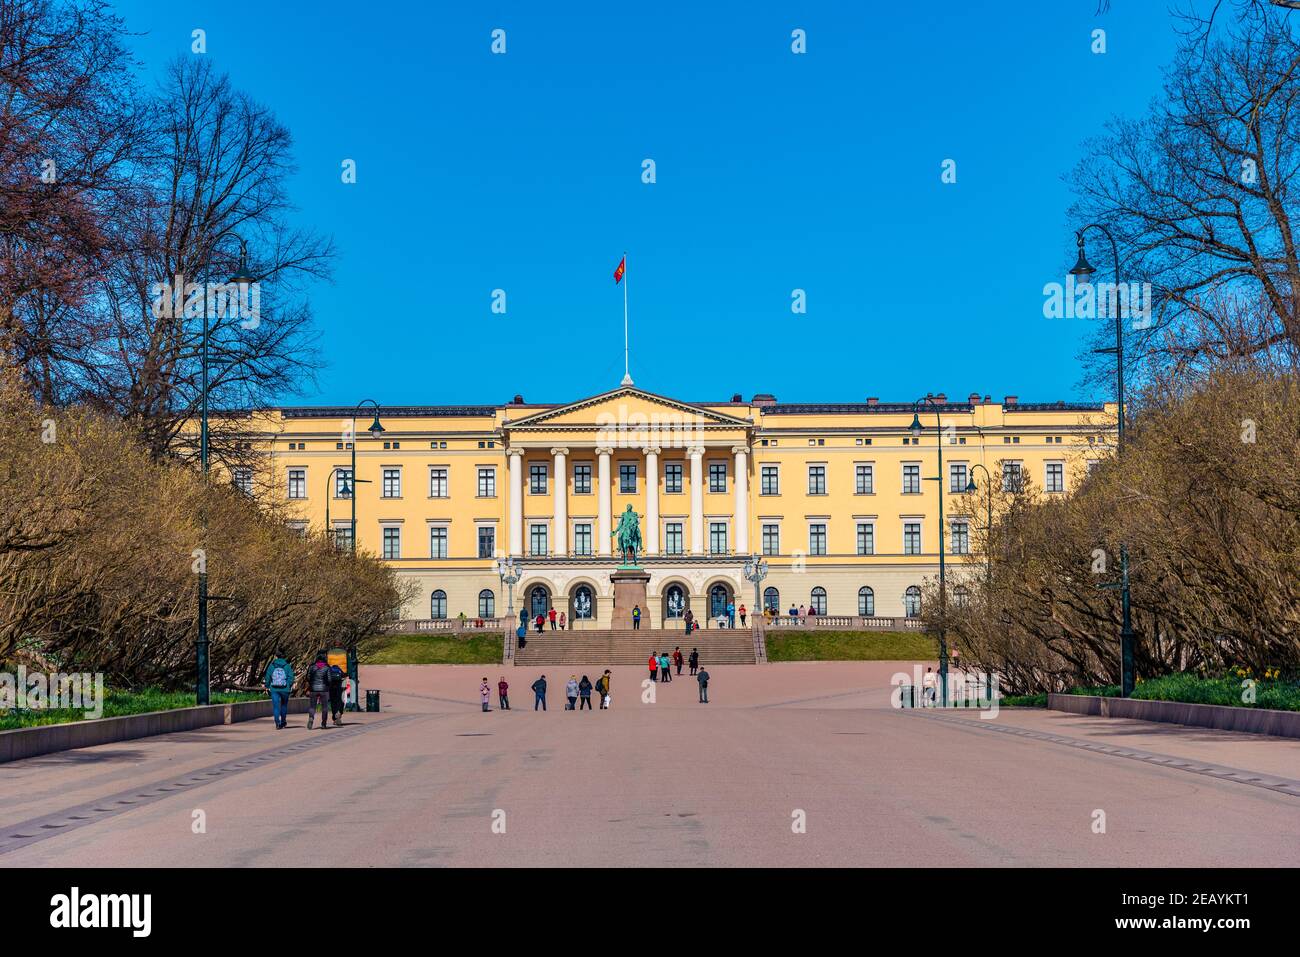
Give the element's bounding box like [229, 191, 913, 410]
[596, 446, 613, 556]
[732, 445, 749, 554]
[551, 447, 568, 556]
[643, 446, 660, 556]
[689, 446, 705, 555]
[507, 449, 524, 557]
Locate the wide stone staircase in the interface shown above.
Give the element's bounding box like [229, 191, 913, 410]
[511, 628, 759, 666]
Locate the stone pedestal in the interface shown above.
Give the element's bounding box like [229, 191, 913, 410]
[610, 568, 651, 630]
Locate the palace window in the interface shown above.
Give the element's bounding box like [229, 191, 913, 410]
[709, 462, 726, 493]
[430, 589, 447, 619]
[905, 586, 922, 618]
[954, 586, 970, 609]
[858, 586, 875, 617]
[665, 585, 686, 619]
[619, 463, 637, 494]
[477, 526, 495, 558]
[574, 464, 592, 495]
[665, 523, 684, 555]
[573, 586, 595, 620]
[856, 523, 874, 556]
[950, 520, 969, 555]
[809, 524, 827, 556]
[478, 589, 495, 618]
[810, 587, 827, 615]
[529, 524, 548, 556]
[332, 525, 353, 552]
[709, 522, 728, 555]
[1002, 462, 1024, 493]
[855, 464, 874, 495]
[949, 463, 968, 494]
[382, 526, 401, 560]
[529, 464, 547, 495]
[429, 526, 448, 559]
[429, 467, 448, 498]
[334, 468, 353, 499]
[233, 468, 253, 495]
[762, 524, 780, 556]
[382, 468, 401, 498]
[665, 463, 683, 494]
[287, 468, 306, 500]
[476, 467, 495, 498]
[763, 587, 780, 614]
[807, 465, 826, 495]
[1045, 461, 1065, 493]
[903, 522, 922, 556]
[574, 523, 592, 556]
[760, 465, 779, 495]
[902, 464, 921, 494]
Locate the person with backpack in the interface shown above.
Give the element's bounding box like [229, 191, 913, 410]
[565, 674, 579, 710]
[532, 674, 548, 711]
[263, 653, 294, 730]
[328, 660, 346, 724]
[648, 652, 658, 682]
[673, 647, 683, 676]
[535, 613, 545, 634]
[306, 652, 332, 729]
[480, 677, 491, 712]
[598, 670, 612, 709]
[632, 604, 642, 630]
[689, 648, 699, 676]
[578, 674, 594, 709]
[498, 676, 510, 710]
[697, 664, 710, 703]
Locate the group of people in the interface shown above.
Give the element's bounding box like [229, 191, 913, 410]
[262, 651, 350, 730]
[774, 604, 819, 624]
[479, 659, 712, 710]
[528, 607, 569, 633]
[648, 647, 710, 701]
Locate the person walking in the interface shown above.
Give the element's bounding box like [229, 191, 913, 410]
[263, 653, 294, 730]
[519, 607, 528, 630]
[549, 607, 558, 631]
[632, 604, 642, 630]
[697, 665, 710, 703]
[923, 667, 937, 707]
[535, 612, 545, 634]
[578, 674, 594, 710]
[559, 611, 567, 631]
[328, 659, 346, 724]
[689, 648, 699, 676]
[659, 652, 671, 683]
[673, 647, 683, 676]
[648, 652, 659, 683]
[684, 608, 694, 635]
[498, 676, 510, 710]
[480, 677, 491, 712]
[739, 604, 747, 628]
[306, 652, 331, 729]
[798, 604, 808, 625]
[599, 669, 612, 709]
[532, 674, 548, 711]
[565, 674, 579, 710]
[726, 600, 735, 629]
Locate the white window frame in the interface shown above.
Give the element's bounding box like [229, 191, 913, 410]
[429, 465, 449, 498]
[902, 519, 923, 556]
[856, 521, 875, 556]
[1044, 460, 1065, 493]
[807, 522, 828, 556]
[381, 524, 402, 560]
[287, 467, 307, 500]
[854, 462, 874, 495]
[381, 466, 402, 499]
[901, 462, 921, 495]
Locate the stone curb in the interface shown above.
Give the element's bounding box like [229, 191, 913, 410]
[1048, 693, 1300, 738]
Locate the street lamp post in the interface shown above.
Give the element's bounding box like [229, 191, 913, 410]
[964, 464, 994, 594]
[742, 554, 769, 626]
[345, 400, 384, 710]
[325, 467, 370, 549]
[197, 238, 255, 706]
[1070, 225, 1136, 697]
[910, 397, 948, 706]
[496, 557, 521, 621]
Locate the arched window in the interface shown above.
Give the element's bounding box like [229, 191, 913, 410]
[953, 585, 970, 609]
[904, 586, 922, 618]
[573, 585, 595, 620]
[664, 584, 686, 619]
[709, 584, 731, 618]
[478, 589, 495, 618]
[529, 586, 550, 619]
[810, 587, 827, 615]
[858, 586, 875, 617]
[430, 589, 447, 619]
[763, 586, 780, 613]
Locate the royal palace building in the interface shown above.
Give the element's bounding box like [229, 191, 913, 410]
[234, 385, 1116, 629]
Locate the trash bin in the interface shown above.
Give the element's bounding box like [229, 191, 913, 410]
[365, 689, 380, 713]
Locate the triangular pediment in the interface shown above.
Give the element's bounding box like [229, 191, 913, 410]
[505, 387, 751, 430]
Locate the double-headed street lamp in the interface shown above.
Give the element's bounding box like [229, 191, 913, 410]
[909, 396, 949, 706]
[1069, 224, 1136, 697]
[742, 555, 769, 623]
[496, 557, 522, 621]
[197, 237, 256, 706]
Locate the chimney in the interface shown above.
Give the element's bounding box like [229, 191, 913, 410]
[751, 393, 777, 408]
[731, 393, 743, 403]
[1004, 395, 1018, 406]
[983, 394, 991, 404]
[935, 392, 947, 404]
[968, 392, 981, 405]
[512, 394, 525, 405]
[866, 397, 879, 406]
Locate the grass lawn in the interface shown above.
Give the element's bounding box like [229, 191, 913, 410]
[0, 688, 263, 731]
[764, 629, 937, 662]
[361, 632, 504, 665]
[1070, 673, 1300, 711]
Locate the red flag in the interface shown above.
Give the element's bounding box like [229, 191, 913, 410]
[613, 256, 625, 284]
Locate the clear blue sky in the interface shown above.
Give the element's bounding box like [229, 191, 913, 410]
[113, 0, 1180, 406]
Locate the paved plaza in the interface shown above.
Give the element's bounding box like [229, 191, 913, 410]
[2, 661, 1297, 867]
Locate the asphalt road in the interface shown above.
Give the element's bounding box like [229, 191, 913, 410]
[2, 661, 1297, 867]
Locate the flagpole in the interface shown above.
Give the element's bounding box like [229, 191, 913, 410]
[621, 250, 632, 386]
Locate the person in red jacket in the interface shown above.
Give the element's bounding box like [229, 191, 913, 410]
[497, 676, 510, 710]
[548, 607, 557, 630]
[673, 647, 683, 675]
[648, 653, 658, 682]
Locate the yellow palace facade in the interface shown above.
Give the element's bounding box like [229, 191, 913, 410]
[241, 385, 1116, 629]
